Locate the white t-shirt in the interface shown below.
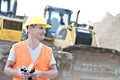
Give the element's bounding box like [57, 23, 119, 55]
[7, 43, 56, 65]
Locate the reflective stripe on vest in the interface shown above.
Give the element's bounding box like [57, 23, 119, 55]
[13, 41, 52, 80]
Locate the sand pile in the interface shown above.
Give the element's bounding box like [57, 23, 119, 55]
[94, 12, 120, 51]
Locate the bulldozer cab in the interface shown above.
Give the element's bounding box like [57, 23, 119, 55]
[0, 0, 25, 42]
[44, 5, 72, 39]
[44, 5, 99, 48]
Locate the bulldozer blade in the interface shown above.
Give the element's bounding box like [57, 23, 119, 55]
[54, 45, 120, 80]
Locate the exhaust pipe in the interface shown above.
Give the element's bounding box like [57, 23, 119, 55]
[12, 0, 17, 16]
[75, 10, 80, 24]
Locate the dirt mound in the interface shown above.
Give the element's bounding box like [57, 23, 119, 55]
[94, 12, 120, 51]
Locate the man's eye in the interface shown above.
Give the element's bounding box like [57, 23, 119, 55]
[39, 27, 43, 29]
[39, 27, 46, 30]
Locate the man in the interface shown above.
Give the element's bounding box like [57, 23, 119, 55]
[4, 15, 58, 80]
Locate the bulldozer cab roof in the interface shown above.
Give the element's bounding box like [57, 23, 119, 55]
[0, 0, 25, 20]
[45, 5, 73, 15]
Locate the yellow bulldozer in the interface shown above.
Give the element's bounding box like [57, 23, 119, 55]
[0, 0, 26, 79]
[0, 0, 26, 54]
[0, 1, 120, 80]
[0, 0, 27, 59]
[43, 5, 100, 48]
[0, 0, 26, 41]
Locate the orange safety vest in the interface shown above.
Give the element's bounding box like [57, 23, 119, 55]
[13, 41, 52, 80]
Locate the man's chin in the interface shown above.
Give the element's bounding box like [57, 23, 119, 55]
[39, 38, 45, 41]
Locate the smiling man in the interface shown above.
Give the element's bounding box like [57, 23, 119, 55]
[4, 15, 58, 80]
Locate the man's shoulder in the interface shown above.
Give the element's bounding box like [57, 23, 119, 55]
[42, 43, 52, 50]
[14, 40, 26, 46]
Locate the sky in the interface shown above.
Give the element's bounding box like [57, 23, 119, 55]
[16, 0, 120, 23]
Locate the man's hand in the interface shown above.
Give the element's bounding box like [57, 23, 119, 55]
[30, 64, 58, 79]
[18, 68, 31, 80]
[30, 70, 42, 80]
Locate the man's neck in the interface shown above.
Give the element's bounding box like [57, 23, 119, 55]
[26, 38, 40, 49]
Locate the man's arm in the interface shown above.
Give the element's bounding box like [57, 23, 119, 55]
[4, 60, 19, 76]
[4, 60, 31, 79]
[4, 45, 21, 77]
[31, 64, 58, 79]
[42, 64, 58, 79]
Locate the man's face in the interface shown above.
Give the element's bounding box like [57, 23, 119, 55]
[29, 24, 46, 41]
